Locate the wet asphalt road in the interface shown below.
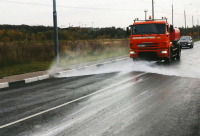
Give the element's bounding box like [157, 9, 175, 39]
[1, 42, 200, 136]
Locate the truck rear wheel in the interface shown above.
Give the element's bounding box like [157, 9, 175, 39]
[176, 46, 181, 60]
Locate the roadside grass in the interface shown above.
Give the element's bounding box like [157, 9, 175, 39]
[59, 48, 128, 67]
[0, 39, 129, 78]
[0, 61, 52, 78]
[59, 39, 128, 66]
[193, 38, 200, 42]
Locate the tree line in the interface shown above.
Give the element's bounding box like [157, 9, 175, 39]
[0, 25, 127, 42]
[1, 24, 199, 42]
[179, 26, 200, 38]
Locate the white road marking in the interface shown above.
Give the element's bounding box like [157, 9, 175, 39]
[0, 83, 9, 89]
[25, 77, 38, 83]
[0, 72, 146, 129]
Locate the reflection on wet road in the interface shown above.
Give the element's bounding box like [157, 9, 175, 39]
[0, 42, 200, 136]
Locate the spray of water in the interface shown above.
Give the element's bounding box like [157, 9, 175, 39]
[50, 56, 200, 79]
[50, 41, 200, 79]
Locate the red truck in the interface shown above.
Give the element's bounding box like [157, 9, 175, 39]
[129, 17, 180, 62]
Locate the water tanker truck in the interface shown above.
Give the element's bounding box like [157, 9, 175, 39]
[129, 17, 180, 62]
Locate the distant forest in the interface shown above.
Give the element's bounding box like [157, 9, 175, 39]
[0, 24, 199, 42]
[0, 25, 127, 42]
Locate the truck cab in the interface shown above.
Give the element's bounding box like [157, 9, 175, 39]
[129, 18, 180, 62]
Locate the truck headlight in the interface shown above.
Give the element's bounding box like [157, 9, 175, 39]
[160, 50, 167, 54]
[130, 51, 136, 54]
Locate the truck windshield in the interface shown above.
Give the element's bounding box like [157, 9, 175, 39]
[132, 24, 165, 35]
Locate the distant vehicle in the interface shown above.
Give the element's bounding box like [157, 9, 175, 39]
[178, 36, 194, 48]
[128, 17, 181, 63]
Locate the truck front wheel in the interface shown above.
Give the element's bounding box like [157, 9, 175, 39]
[132, 58, 139, 61]
[165, 50, 173, 63]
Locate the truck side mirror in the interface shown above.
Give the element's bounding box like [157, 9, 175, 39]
[126, 27, 129, 34]
[126, 26, 131, 36]
[170, 25, 174, 33]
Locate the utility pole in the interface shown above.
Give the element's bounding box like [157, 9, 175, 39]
[192, 10, 199, 27]
[152, 0, 154, 20]
[184, 4, 192, 30]
[53, 0, 59, 66]
[192, 10, 199, 38]
[184, 9, 186, 29]
[144, 9, 148, 20]
[192, 16, 194, 27]
[79, 22, 82, 28]
[172, 1, 174, 26]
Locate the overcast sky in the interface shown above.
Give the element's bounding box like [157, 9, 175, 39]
[0, 0, 200, 28]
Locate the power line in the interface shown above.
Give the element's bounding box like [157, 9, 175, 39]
[0, 0, 141, 11]
[0, 0, 49, 7]
[0, 0, 140, 12]
[0, 0, 187, 16]
[155, 3, 169, 11]
[140, 0, 151, 3]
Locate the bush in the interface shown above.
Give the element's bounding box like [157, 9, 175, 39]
[0, 39, 129, 68]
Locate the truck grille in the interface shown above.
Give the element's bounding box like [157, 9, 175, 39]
[137, 43, 159, 47]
